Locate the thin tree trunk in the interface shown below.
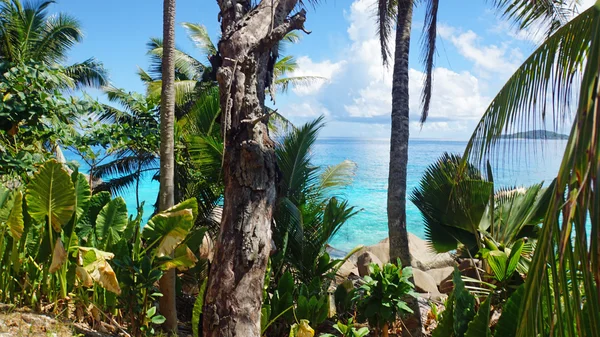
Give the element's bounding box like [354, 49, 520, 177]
[158, 0, 177, 332]
[202, 0, 308, 335]
[387, 0, 422, 335]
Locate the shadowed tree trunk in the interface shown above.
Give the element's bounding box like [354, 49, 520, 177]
[387, 0, 422, 335]
[158, 0, 178, 332]
[201, 0, 309, 336]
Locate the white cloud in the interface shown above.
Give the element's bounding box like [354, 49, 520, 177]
[285, 101, 331, 118]
[443, 29, 523, 75]
[288, 56, 346, 96]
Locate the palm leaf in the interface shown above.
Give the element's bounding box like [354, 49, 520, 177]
[64, 58, 108, 89]
[318, 160, 356, 197]
[181, 22, 216, 58]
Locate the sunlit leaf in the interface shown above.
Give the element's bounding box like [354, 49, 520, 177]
[26, 160, 75, 232]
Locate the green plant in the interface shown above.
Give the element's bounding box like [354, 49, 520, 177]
[432, 268, 526, 337]
[320, 318, 369, 337]
[353, 261, 417, 337]
[461, 2, 600, 335]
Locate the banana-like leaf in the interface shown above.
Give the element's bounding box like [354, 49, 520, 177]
[464, 296, 492, 337]
[158, 245, 198, 270]
[49, 239, 67, 273]
[77, 247, 121, 295]
[7, 191, 24, 240]
[95, 197, 128, 250]
[26, 160, 75, 232]
[432, 293, 454, 337]
[142, 198, 198, 257]
[72, 172, 91, 220]
[453, 267, 476, 337]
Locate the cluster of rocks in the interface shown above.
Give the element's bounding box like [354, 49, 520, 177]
[334, 234, 460, 301]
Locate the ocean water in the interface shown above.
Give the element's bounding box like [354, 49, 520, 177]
[73, 138, 568, 252]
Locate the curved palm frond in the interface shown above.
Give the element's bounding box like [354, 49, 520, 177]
[33, 12, 81, 63]
[464, 6, 596, 165]
[64, 58, 108, 89]
[146, 37, 205, 81]
[419, 0, 438, 123]
[178, 86, 220, 137]
[146, 79, 198, 106]
[186, 135, 224, 183]
[276, 116, 324, 202]
[374, 0, 397, 66]
[490, 0, 574, 37]
[181, 22, 217, 58]
[274, 75, 327, 94]
[318, 160, 357, 197]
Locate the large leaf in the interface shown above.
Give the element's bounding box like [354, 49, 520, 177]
[464, 296, 492, 337]
[26, 160, 75, 232]
[142, 198, 197, 256]
[158, 244, 198, 270]
[95, 197, 128, 249]
[77, 247, 121, 294]
[72, 172, 91, 220]
[7, 191, 24, 240]
[432, 294, 455, 337]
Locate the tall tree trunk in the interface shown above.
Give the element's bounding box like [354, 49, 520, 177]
[387, 0, 422, 335]
[202, 0, 308, 335]
[158, 0, 177, 332]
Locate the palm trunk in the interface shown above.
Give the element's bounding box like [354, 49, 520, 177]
[158, 0, 178, 332]
[202, 0, 308, 335]
[387, 0, 422, 335]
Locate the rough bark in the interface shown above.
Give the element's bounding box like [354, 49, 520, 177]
[202, 0, 307, 336]
[387, 0, 422, 335]
[158, 0, 178, 332]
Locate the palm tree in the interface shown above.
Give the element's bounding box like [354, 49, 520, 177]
[375, 0, 439, 333]
[92, 87, 161, 208]
[157, 0, 177, 332]
[144, 24, 323, 105]
[0, 0, 107, 88]
[462, 2, 600, 336]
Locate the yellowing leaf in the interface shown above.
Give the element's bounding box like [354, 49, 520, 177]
[143, 208, 194, 257]
[78, 247, 121, 294]
[160, 245, 198, 271]
[76, 266, 94, 287]
[290, 320, 315, 337]
[3, 93, 12, 101]
[49, 239, 67, 273]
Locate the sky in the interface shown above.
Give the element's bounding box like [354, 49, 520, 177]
[55, 0, 596, 139]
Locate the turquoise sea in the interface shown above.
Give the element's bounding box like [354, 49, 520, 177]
[74, 138, 568, 252]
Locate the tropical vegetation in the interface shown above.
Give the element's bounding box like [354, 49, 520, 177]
[1, 0, 599, 336]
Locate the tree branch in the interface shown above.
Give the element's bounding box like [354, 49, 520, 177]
[260, 9, 308, 50]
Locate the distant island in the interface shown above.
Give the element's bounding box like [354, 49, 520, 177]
[501, 130, 569, 140]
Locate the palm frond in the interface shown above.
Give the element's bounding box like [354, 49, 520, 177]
[33, 12, 82, 63]
[489, 0, 574, 37]
[178, 86, 220, 137]
[419, 0, 439, 123]
[374, 0, 397, 66]
[186, 135, 224, 183]
[146, 37, 205, 80]
[276, 116, 325, 202]
[181, 22, 217, 58]
[146, 79, 198, 106]
[318, 160, 357, 196]
[64, 58, 108, 89]
[464, 6, 596, 165]
[274, 76, 326, 94]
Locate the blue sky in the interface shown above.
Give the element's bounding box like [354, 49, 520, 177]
[56, 0, 594, 139]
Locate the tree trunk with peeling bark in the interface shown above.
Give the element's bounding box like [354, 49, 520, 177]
[388, 0, 422, 335]
[202, 0, 309, 335]
[158, 0, 178, 332]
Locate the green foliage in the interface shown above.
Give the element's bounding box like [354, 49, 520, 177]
[192, 279, 207, 337]
[320, 318, 369, 337]
[353, 261, 417, 331]
[0, 62, 101, 176]
[0, 160, 205, 336]
[464, 296, 492, 337]
[411, 153, 549, 255]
